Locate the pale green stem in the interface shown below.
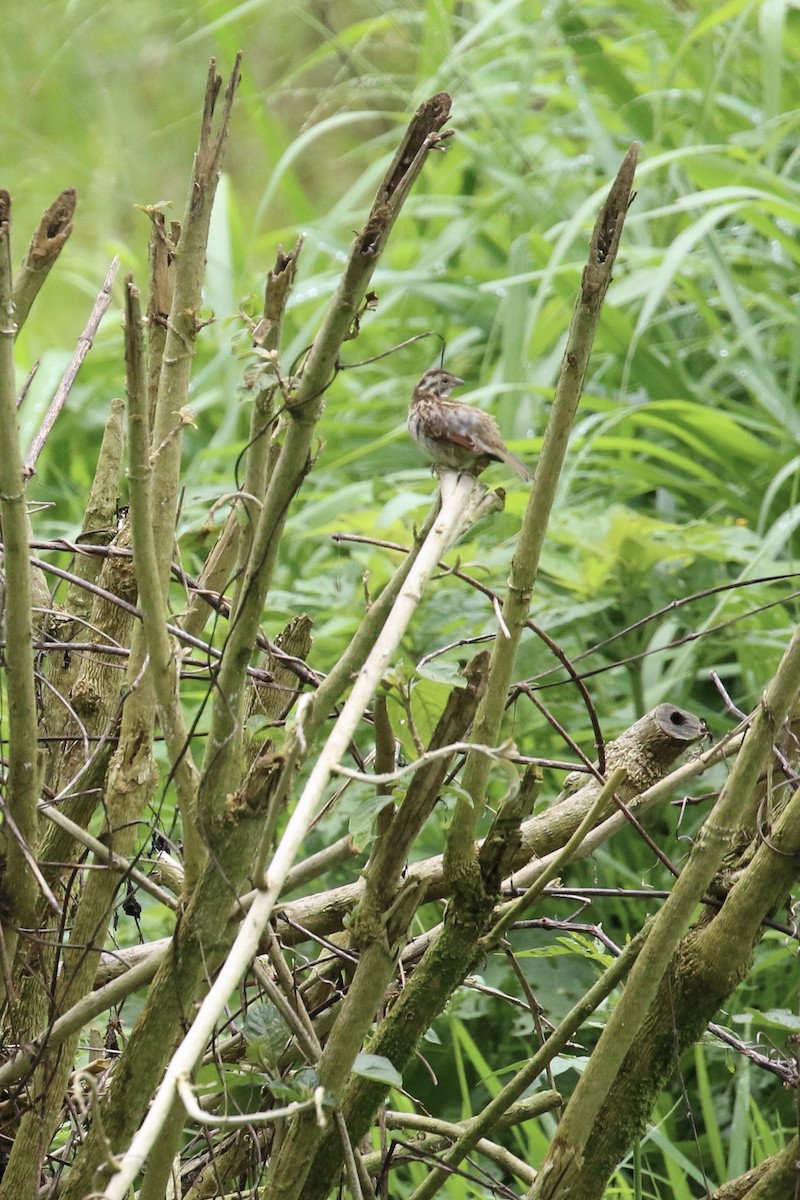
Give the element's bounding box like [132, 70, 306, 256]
[0, 191, 39, 993]
[124, 278, 204, 886]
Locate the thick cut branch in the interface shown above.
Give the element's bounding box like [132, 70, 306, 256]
[143, 206, 178, 425]
[0, 191, 40, 989]
[12, 188, 76, 331]
[560, 766, 800, 1197]
[271, 702, 708, 947]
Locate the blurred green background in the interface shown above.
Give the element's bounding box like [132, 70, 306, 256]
[13, 0, 799, 718]
[8, 3, 800, 1189]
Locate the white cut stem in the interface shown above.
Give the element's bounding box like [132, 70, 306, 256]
[99, 472, 491, 1199]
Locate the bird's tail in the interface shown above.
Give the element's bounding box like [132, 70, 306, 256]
[497, 448, 532, 482]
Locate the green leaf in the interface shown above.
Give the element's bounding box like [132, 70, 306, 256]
[351, 1053, 403, 1088]
[760, 1008, 800, 1031]
[415, 659, 468, 687]
[343, 785, 395, 847]
[267, 1068, 322, 1104]
[242, 1002, 291, 1071]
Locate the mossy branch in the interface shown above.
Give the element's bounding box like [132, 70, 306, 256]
[0, 190, 40, 980]
[273, 702, 710, 948]
[406, 923, 648, 1200]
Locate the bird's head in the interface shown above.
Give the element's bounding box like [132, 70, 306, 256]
[414, 368, 465, 399]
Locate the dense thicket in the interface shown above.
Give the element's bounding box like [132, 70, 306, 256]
[1, 5, 800, 1198]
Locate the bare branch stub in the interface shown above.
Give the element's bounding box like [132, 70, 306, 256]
[0, 190, 11, 248]
[12, 189, 78, 332]
[254, 237, 305, 350]
[145, 208, 178, 324]
[192, 53, 242, 203]
[584, 141, 639, 295]
[373, 91, 453, 210]
[30, 189, 76, 264]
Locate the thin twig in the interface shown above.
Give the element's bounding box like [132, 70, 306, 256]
[23, 257, 118, 477]
[332, 738, 518, 784]
[37, 799, 177, 910]
[0, 800, 60, 913]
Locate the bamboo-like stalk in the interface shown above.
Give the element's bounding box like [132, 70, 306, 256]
[0, 191, 40, 997]
[329, 161, 645, 1194]
[12, 187, 76, 332]
[123, 277, 203, 886]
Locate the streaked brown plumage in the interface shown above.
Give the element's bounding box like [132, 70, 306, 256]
[407, 368, 532, 481]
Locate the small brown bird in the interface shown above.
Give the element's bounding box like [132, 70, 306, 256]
[407, 368, 532, 481]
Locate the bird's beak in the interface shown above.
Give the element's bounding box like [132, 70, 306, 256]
[451, 376, 465, 387]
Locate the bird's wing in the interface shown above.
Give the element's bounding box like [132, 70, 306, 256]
[425, 402, 499, 453]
